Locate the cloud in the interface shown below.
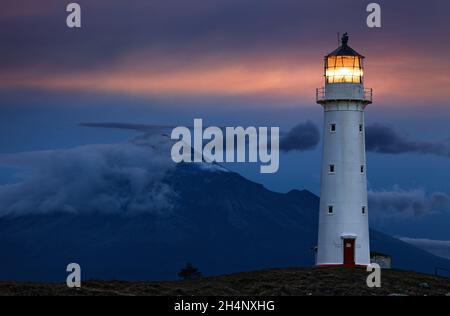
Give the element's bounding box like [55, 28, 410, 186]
[79, 123, 174, 135]
[399, 237, 450, 260]
[280, 121, 320, 152]
[80, 122, 164, 131]
[366, 124, 450, 157]
[81, 121, 321, 153]
[2, 1, 450, 105]
[0, 118, 319, 218]
[0, 0, 57, 19]
[1, 61, 319, 102]
[368, 187, 450, 218]
[0, 135, 179, 218]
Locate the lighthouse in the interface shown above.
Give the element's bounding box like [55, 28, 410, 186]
[316, 33, 372, 266]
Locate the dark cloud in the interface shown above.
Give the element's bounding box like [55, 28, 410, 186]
[0, 0, 320, 73]
[79, 122, 173, 134]
[2, 0, 449, 75]
[399, 237, 450, 260]
[81, 121, 321, 153]
[368, 188, 450, 218]
[366, 124, 450, 157]
[0, 135, 181, 217]
[280, 121, 320, 152]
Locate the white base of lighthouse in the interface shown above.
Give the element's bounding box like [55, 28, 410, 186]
[315, 97, 371, 267]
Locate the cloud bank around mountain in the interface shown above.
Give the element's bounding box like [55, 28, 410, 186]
[368, 187, 450, 218]
[399, 237, 450, 260]
[0, 135, 178, 218]
[2, 121, 450, 219]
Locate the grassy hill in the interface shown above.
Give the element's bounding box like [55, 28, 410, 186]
[1, 267, 450, 296]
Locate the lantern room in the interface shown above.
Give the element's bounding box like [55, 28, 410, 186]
[325, 33, 364, 84]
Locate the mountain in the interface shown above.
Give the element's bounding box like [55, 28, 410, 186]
[0, 164, 449, 282]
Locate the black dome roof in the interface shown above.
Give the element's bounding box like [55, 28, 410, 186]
[326, 33, 364, 58]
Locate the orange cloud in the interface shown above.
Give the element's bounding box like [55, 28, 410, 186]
[1, 50, 449, 107]
[366, 53, 450, 105]
[1, 54, 321, 104]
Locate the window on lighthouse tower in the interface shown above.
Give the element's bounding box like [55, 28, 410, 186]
[328, 205, 334, 214]
[329, 164, 335, 173]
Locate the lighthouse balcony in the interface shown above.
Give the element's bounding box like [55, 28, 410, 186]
[316, 87, 373, 104]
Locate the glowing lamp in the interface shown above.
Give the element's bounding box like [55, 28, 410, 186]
[324, 33, 364, 84]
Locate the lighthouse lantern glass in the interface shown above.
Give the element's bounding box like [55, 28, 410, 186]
[325, 56, 363, 84]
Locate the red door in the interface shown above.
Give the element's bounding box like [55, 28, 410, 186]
[343, 239, 355, 266]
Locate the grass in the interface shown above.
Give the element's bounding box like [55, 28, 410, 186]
[1, 267, 450, 296]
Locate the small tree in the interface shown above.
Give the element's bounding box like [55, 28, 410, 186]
[178, 262, 202, 280]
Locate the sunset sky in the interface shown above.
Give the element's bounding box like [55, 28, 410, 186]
[1, 0, 450, 255]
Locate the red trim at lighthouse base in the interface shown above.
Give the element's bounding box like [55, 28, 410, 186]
[315, 264, 368, 268]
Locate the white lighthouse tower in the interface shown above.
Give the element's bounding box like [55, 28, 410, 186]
[316, 33, 372, 266]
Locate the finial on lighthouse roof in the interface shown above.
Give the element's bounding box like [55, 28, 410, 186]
[342, 32, 349, 46]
